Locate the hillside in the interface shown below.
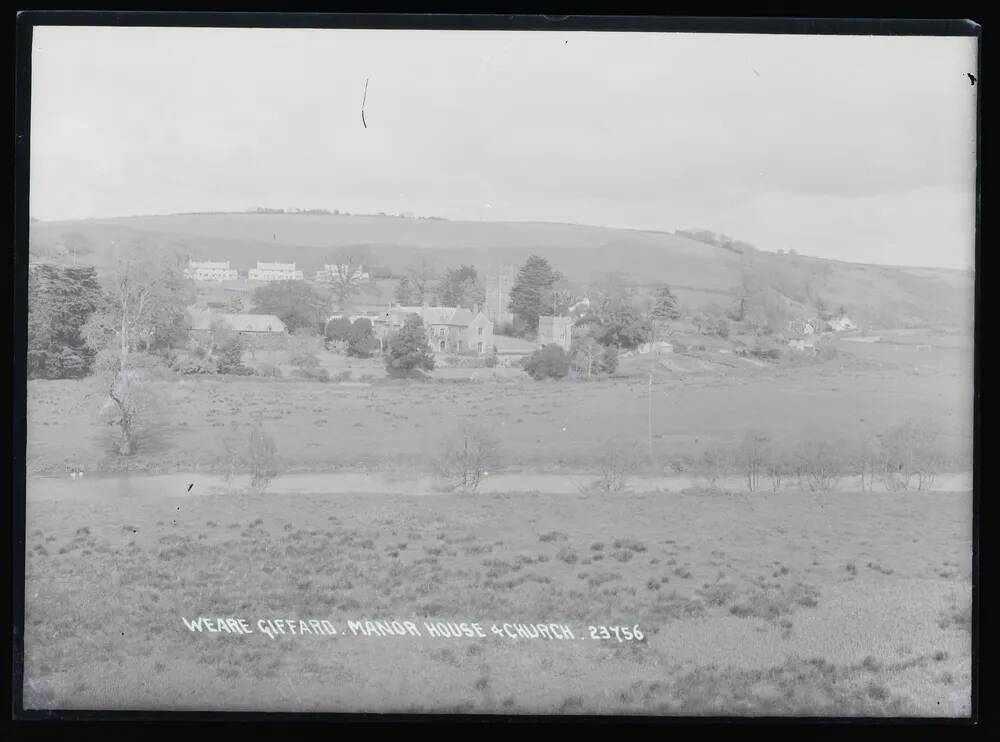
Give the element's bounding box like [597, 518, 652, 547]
[28, 213, 973, 328]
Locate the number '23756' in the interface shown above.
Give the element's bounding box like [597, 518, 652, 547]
[588, 625, 644, 642]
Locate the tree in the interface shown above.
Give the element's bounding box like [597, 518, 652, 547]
[394, 276, 423, 305]
[591, 299, 650, 350]
[570, 336, 604, 378]
[346, 318, 377, 358]
[570, 336, 617, 378]
[82, 245, 192, 455]
[522, 344, 570, 380]
[591, 440, 637, 494]
[793, 428, 847, 492]
[649, 285, 682, 344]
[401, 259, 438, 305]
[322, 247, 378, 310]
[509, 255, 561, 334]
[28, 264, 104, 379]
[435, 265, 486, 308]
[209, 319, 248, 374]
[252, 280, 330, 333]
[737, 429, 772, 492]
[324, 316, 353, 343]
[436, 420, 498, 493]
[586, 273, 652, 350]
[248, 421, 279, 494]
[879, 419, 944, 492]
[385, 313, 435, 374]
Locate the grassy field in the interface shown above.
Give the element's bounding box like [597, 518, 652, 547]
[25, 348, 972, 477]
[22, 487, 971, 714]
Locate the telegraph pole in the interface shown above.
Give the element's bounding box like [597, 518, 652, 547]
[647, 373, 653, 461]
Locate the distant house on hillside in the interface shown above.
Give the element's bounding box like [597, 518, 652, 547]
[247, 261, 303, 281]
[788, 338, 817, 355]
[826, 315, 857, 332]
[538, 316, 573, 352]
[638, 341, 674, 355]
[787, 319, 816, 336]
[185, 260, 238, 282]
[188, 310, 288, 349]
[568, 298, 594, 323]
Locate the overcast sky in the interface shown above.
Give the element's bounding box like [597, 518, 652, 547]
[30, 26, 977, 269]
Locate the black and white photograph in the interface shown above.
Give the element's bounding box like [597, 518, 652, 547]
[18, 17, 978, 717]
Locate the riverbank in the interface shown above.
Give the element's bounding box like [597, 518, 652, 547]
[25, 469, 974, 502]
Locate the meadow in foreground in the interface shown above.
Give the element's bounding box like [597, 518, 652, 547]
[23, 487, 971, 715]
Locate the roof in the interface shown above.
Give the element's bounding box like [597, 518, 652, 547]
[446, 308, 475, 326]
[188, 311, 287, 333]
[226, 314, 287, 332]
[392, 306, 471, 327]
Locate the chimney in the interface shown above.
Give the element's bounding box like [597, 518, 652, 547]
[473, 302, 480, 315]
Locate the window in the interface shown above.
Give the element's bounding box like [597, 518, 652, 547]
[478, 326, 484, 336]
[439, 340, 445, 351]
[477, 342, 484, 354]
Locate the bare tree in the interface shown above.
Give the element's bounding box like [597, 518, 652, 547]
[852, 430, 883, 492]
[736, 429, 772, 492]
[436, 420, 498, 493]
[404, 259, 439, 304]
[323, 247, 378, 311]
[248, 421, 279, 494]
[82, 245, 188, 456]
[699, 441, 733, 491]
[879, 419, 943, 492]
[593, 441, 637, 493]
[794, 429, 846, 493]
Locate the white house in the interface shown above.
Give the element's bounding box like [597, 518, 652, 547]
[248, 261, 304, 281]
[185, 260, 238, 282]
[827, 315, 858, 332]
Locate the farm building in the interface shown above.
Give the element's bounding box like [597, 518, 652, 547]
[538, 315, 573, 351]
[188, 310, 289, 349]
